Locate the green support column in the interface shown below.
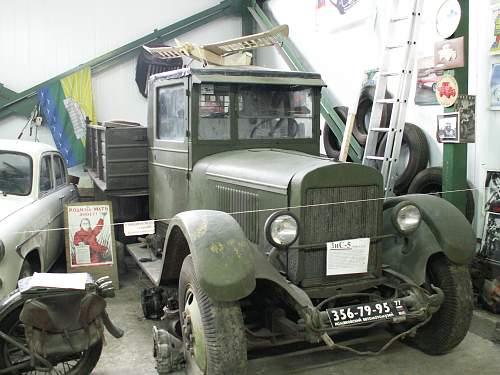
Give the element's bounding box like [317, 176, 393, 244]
[442, 0, 468, 215]
[241, 0, 255, 35]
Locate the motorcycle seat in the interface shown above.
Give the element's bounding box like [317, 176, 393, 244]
[20, 293, 106, 333]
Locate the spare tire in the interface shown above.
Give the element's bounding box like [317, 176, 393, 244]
[407, 167, 475, 223]
[377, 123, 429, 195]
[135, 48, 183, 98]
[323, 106, 349, 160]
[353, 86, 392, 146]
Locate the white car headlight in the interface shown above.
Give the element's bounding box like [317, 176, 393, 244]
[265, 211, 299, 248]
[392, 203, 422, 234]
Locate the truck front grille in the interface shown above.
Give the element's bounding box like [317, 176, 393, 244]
[294, 185, 382, 287]
[216, 185, 259, 243]
[302, 185, 381, 244]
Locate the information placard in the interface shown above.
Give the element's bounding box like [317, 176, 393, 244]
[326, 238, 370, 276]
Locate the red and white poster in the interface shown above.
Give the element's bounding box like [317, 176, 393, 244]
[67, 203, 114, 268]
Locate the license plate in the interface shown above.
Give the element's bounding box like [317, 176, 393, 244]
[327, 299, 407, 327]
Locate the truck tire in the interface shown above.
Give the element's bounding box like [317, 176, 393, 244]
[407, 167, 475, 223]
[376, 123, 429, 195]
[408, 255, 473, 354]
[353, 86, 392, 146]
[323, 106, 348, 160]
[179, 256, 247, 375]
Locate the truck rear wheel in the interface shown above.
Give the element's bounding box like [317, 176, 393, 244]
[179, 256, 247, 375]
[408, 255, 473, 355]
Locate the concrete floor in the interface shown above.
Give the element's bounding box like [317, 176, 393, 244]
[93, 260, 500, 375]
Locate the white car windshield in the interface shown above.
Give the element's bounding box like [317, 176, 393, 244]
[0, 152, 32, 196]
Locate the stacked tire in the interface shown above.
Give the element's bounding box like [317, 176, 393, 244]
[408, 167, 475, 223]
[322, 86, 430, 196]
[376, 122, 429, 195]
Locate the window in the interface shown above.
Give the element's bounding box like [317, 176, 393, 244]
[39, 156, 53, 194]
[157, 85, 186, 141]
[54, 155, 66, 187]
[198, 84, 231, 140]
[0, 152, 32, 196]
[237, 85, 313, 140]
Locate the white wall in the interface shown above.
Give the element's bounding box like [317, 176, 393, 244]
[469, 0, 500, 231]
[260, 0, 494, 233]
[0, 0, 241, 181]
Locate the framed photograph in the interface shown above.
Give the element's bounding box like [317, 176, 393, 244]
[65, 201, 119, 286]
[480, 212, 500, 264]
[454, 94, 476, 143]
[490, 63, 500, 109]
[485, 171, 500, 213]
[436, 112, 459, 143]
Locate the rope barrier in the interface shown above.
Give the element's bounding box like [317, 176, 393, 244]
[11, 186, 486, 235]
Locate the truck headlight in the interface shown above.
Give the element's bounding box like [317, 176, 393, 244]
[392, 203, 421, 234]
[265, 211, 299, 248]
[0, 240, 4, 262]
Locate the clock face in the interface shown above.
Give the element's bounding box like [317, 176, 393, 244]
[436, 0, 462, 38]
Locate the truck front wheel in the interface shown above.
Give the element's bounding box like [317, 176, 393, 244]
[408, 255, 473, 354]
[179, 255, 247, 375]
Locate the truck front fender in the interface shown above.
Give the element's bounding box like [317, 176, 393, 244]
[381, 194, 475, 284]
[160, 210, 256, 302]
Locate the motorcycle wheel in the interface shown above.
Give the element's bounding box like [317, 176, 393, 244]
[0, 307, 103, 374]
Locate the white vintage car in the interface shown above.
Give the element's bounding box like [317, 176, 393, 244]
[0, 139, 78, 298]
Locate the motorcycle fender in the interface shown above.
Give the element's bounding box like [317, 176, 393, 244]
[160, 210, 256, 302]
[381, 194, 475, 285]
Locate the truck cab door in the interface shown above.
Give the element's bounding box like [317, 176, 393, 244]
[149, 78, 190, 220]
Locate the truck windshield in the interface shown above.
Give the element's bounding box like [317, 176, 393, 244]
[0, 152, 32, 196]
[197, 83, 314, 141]
[237, 85, 313, 140]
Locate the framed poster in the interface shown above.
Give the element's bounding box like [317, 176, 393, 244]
[490, 2, 500, 55]
[434, 37, 464, 70]
[454, 94, 476, 143]
[490, 63, 500, 109]
[485, 171, 500, 213]
[415, 56, 442, 106]
[436, 112, 459, 143]
[480, 212, 500, 264]
[65, 201, 119, 287]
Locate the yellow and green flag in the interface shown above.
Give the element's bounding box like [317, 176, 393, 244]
[38, 67, 95, 167]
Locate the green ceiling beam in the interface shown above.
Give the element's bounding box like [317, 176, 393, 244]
[248, 1, 363, 162]
[0, 0, 238, 120]
[442, 0, 468, 216]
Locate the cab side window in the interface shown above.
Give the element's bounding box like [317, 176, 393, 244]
[157, 84, 186, 141]
[53, 155, 67, 187]
[39, 155, 53, 194]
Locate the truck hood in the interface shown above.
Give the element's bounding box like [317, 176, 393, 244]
[196, 149, 340, 193]
[0, 196, 33, 222]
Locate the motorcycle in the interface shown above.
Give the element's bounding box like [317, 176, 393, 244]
[0, 273, 123, 374]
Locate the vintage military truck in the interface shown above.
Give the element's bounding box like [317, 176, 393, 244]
[128, 66, 475, 374]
